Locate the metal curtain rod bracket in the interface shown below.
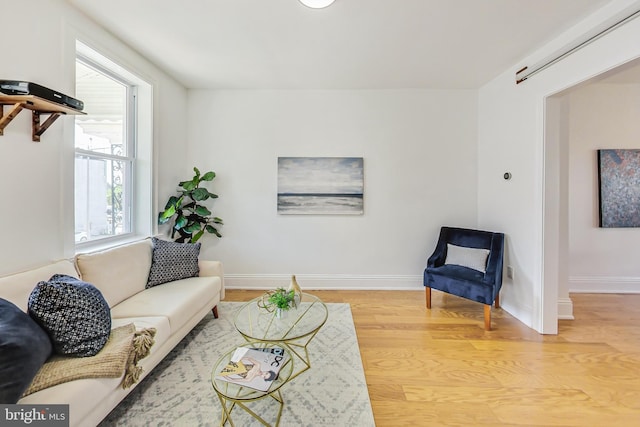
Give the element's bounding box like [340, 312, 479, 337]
[516, 6, 640, 84]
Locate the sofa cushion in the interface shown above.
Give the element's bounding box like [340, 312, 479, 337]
[445, 243, 490, 273]
[76, 240, 152, 307]
[111, 276, 220, 333]
[0, 260, 78, 312]
[28, 275, 111, 357]
[0, 298, 53, 403]
[146, 238, 201, 288]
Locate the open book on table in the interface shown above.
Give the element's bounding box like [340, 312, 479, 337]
[215, 347, 289, 392]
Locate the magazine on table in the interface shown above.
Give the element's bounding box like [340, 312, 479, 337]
[216, 346, 289, 392]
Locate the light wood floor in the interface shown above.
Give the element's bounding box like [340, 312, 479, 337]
[224, 290, 640, 426]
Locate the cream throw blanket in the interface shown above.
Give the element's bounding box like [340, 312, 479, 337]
[23, 324, 156, 397]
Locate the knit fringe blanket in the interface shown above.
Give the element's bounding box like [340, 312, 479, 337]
[23, 324, 156, 397]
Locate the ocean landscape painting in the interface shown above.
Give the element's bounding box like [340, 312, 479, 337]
[278, 157, 364, 215]
[598, 149, 640, 227]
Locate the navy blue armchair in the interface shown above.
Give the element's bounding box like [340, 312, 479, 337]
[424, 226, 505, 330]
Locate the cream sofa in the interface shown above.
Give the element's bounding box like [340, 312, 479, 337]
[0, 238, 224, 427]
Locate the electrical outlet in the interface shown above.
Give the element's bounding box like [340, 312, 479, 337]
[507, 266, 514, 280]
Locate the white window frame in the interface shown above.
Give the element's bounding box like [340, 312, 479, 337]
[74, 40, 153, 251]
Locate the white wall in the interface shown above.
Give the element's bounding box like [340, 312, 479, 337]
[478, 0, 640, 333]
[187, 90, 478, 289]
[567, 83, 640, 292]
[5, 0, 639, 332]
[0, 0, 188, 277]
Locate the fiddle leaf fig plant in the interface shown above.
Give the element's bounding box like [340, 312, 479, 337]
[158, 167, 223, 243]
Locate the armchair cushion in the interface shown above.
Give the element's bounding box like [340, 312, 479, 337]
[424, 265, 494, 303]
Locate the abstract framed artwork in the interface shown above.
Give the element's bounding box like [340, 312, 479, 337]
[277, 157, 364, 215]
[598, 149, 640, 228]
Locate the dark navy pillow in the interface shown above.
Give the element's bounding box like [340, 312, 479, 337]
[0, 298, 52, 403]
[28, 274, 111, 357]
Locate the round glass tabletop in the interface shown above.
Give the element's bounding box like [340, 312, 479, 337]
[211, 342, 293, 400]
[233, 292, 328, 343]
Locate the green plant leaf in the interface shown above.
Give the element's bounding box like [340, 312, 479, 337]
[191, 229, 205, 243]
[162, 195, 183, 215]
[159, 205, 176, 222]
[184, 222, 202, 233]
[174, 215, 188, 229]
[164, 195, 180, 210]
[195, 205, 211, 216]
[201, 171, 216, 181]
[181, 180, 197, 191]
[212, 217, 224, 224]
[191, 188, 210, 201]
[206, 225, 222, 237]
[193, 167, 201, 179]
[158, 212, 168, 224]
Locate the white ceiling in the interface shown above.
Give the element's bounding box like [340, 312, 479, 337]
[66, 0, 615, 90]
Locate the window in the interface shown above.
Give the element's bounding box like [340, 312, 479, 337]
[74, 42, 152, 246]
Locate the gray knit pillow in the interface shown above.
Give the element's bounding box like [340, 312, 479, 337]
[146, 237, 200, 288]
[444, 243, 490, 273]
[28, 275, 111, 357]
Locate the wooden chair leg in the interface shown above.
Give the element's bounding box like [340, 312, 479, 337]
[212, 305, 219, 319]
[494, 293, 500, 309]
[484, 304, 491, 331]
[425, 287, 432, 309]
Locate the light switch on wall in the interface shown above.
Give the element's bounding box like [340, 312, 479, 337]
[506, 266, 514, 280]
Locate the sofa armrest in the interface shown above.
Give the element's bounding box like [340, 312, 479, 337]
[199, 260, 225, 300]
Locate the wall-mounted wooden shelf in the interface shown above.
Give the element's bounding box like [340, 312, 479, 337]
[0, 94, 86, 142]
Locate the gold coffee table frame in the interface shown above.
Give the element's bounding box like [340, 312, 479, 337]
[233, 292, 328, 381]
[211, 342, 294, 427]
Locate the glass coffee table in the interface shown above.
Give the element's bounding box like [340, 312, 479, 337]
[233, 292, 328, 380]
[211, 342, 294, 427]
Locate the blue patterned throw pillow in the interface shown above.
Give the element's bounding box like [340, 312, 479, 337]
[28, 275, 111, 357]
[146, 237, 201, 288]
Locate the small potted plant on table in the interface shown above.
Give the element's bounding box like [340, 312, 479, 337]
[264, 288, 296, 318]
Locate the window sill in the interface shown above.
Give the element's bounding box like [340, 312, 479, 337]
[74, 233, 150, 255]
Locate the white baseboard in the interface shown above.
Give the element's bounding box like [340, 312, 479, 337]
[499, 299, 534, 330]
[557, 297, 574, 320]
[224, 274, 424, 290]
[569, 276, 640, 293]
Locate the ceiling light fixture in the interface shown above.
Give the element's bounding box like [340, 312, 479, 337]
[299, 0, 336, 9]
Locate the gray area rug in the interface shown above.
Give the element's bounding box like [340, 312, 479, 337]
[99, 302, 375, 426]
